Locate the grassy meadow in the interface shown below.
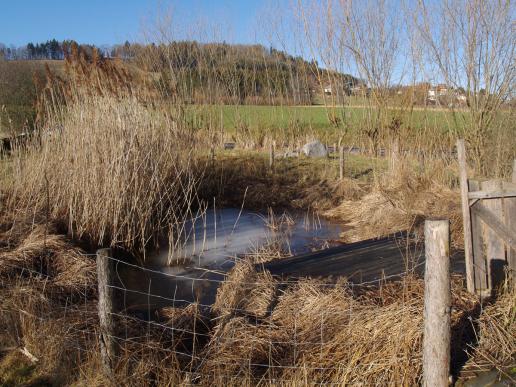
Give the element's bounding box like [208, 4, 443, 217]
[188, 103, 470, 141]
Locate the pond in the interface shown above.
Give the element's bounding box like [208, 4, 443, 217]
[115, 208, 344, 313]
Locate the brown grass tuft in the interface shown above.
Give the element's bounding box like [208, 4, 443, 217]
[326, 172, 463, 247]
[0, 223, 96, 293]
[200, 316, 286, 379]
[212, 260, 277, 319]
[461, 280, 515, 380]
[201, 269, 478, 385]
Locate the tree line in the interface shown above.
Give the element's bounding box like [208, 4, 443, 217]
[128, 41, 362, 105]
[0, 40, 107, 61]
[0, 39, 362, 106]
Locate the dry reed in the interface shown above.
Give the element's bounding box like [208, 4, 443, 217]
[213, 260, 276, 319]
[460, 280, 515, 381]
[326, 169, 463, 247]
[7, 53, 203, 252]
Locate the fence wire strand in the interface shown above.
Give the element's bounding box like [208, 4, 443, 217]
[2, 246, 426, 384]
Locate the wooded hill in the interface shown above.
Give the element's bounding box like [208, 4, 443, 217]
[0, 40, 363, 112]
[123, 42, 363, 105]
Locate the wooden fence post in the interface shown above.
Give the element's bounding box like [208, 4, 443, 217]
[418, 151, 425, 173]
[210, 143, 215, 164]
[389, 138, 399, 174]
[469, 180, 489, 293]
[481, 180, 506, 291]
[97, 248, 117, 377]
[269, 141, 275, 170]
[423, 220, 451, 387]
[339, 146, 344, 180]
[456, 139, 475, 293]
[507, 160, 516, 279]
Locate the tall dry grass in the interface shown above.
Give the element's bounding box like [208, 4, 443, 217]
[460, 279, 515, 380]
[197, 260, 479, 385]
[325, 162, 464, 248]
[6, 53, 203, 251]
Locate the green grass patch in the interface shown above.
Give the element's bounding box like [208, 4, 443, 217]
[185, 104, 480, 144]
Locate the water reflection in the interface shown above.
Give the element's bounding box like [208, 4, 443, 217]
[116, 208, 342, 312]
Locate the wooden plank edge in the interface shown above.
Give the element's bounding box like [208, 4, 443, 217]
[468, 189, 516, 200]
[471, 202, 516, 251]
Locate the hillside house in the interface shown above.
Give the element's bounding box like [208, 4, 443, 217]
[427, 84, 467, 106]
[428, 84, 449, 102]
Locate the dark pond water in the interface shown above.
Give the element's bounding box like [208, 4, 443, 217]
[115, 208, 343, 312]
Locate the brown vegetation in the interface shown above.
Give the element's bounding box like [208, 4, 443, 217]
[326, 169, 463, 248]
[195, 261, 480, 385]
[7, 53, 203, 251]
[1, 1, 515, 384]
[460, 279, 515, 380]
[0, 183, 514, 385]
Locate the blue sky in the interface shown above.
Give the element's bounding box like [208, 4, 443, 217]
[0, 0, 267, 47]
[0, 0, 424, 83]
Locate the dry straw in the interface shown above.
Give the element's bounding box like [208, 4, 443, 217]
[326, 168, 463, 248]
[461, 280, 515, 380]
[9, 59, 203, 251]
[196, 261, 478, 385]
[0, 223, 96, 293]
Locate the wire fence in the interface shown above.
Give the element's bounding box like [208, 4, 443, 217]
[1, 243, 431, 384]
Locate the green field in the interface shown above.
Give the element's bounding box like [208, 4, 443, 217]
[186, 104, 475, 143]
[0, 59, 499, 144]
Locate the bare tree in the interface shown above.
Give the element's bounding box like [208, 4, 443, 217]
[414, 0, 515, 176]
[338, 0, 406, 151]
[294, 0, 408, 151]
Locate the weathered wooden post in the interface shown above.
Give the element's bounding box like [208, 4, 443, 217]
[456, 139, 475, 293]
[507, 159, 516, 278]
[210, 143, 215, 164]
[97, 248, 117, 377]
[481, 180, 505, 290]
[269, 141, 275, 170]
[418, 151, 425, 173]
[339, 146, 345, 180]
[469, 180, 489, 293]
[389, 138, 400, 174]
[423, 219, 451, 387]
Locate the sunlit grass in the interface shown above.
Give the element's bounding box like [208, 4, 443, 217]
[188, 104, 486, 141]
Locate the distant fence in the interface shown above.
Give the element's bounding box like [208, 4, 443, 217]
[214, 140, 458, 183]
